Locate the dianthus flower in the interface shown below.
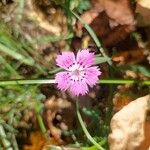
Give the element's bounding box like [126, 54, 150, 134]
[55, 49, 101, 96]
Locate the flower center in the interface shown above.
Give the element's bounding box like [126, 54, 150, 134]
[68, 63, 85, 81]
[72, 69, 80, 76]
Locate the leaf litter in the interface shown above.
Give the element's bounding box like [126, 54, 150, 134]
[0, 0, 150, 150]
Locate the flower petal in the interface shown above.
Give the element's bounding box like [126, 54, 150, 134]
[84, 66, 101, 87]
[69, 80, 89, 96]
[55, 71, 70, 91]
[56, 52, 76, 70]
[76, 49, 95, 67]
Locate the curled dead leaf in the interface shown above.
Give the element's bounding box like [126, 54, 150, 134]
[109, 95, 150, 150]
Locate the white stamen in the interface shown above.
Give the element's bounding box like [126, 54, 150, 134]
[68, 63, 86, 81]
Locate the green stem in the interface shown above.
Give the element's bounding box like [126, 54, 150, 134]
[17, 0, 25, 21]
[11, 134, 19, 150]
[0, 79, 149, 86]
[71, 11, 112, 65]
[35, 104, 49, 139]
[0, 79, 55, 85]
[36, 113, 48, 137]
[76, 101, 105, 150]
[0, 125, 13, 150]
[99, 79, 150, 85]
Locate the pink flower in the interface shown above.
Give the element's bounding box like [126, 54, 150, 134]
[55, 49, 101, 96]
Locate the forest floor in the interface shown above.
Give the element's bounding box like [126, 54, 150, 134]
[0, 0, 150, 150]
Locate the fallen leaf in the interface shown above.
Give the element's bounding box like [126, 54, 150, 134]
[23, 131, 60, 150]
[90, 11, 111, 37]
[23, 131, 46, 150]
[113, 93, 133, 110]
[109, 95, 150, 150]
[76, 10, 111, 38]
[112, 46, 145, 64]
[138, 121, 150, 150]
[103, 0, 135, 26]
[103, 25, 135, 47]
[136, 0, 150, 27]
[78, 0, 135, 47]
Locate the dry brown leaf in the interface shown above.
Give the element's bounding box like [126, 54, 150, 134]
[23, 131, 60, 150]
[90, 11, 111, 37]
[78, 0, 135, 47]
[103, 25, 135, 47]
[136, 0, 150, 27]
[109, 95, 150, 150]
[90, 0, 104, 12]
[138, 121, 150, 150]
[76, 10, 111, 38]
[23, 131, 46, 150]
[77, 10, 100, 30]
[137, 0, 150, 9]
[112, 47, 145, 64]
[103, 0, 135, 26]
[78, 12, 134, 47]
[113, 93, 133, 110]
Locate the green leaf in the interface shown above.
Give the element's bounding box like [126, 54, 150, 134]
[0, 42, 34, 66]
[95, 56, 111, 65]
[30, 33, 74, 44]
[82, 107, 100, 119]
[49, 68, 63, 74]
[131, 65, 150, 77]
[120, 65, 150, 77]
